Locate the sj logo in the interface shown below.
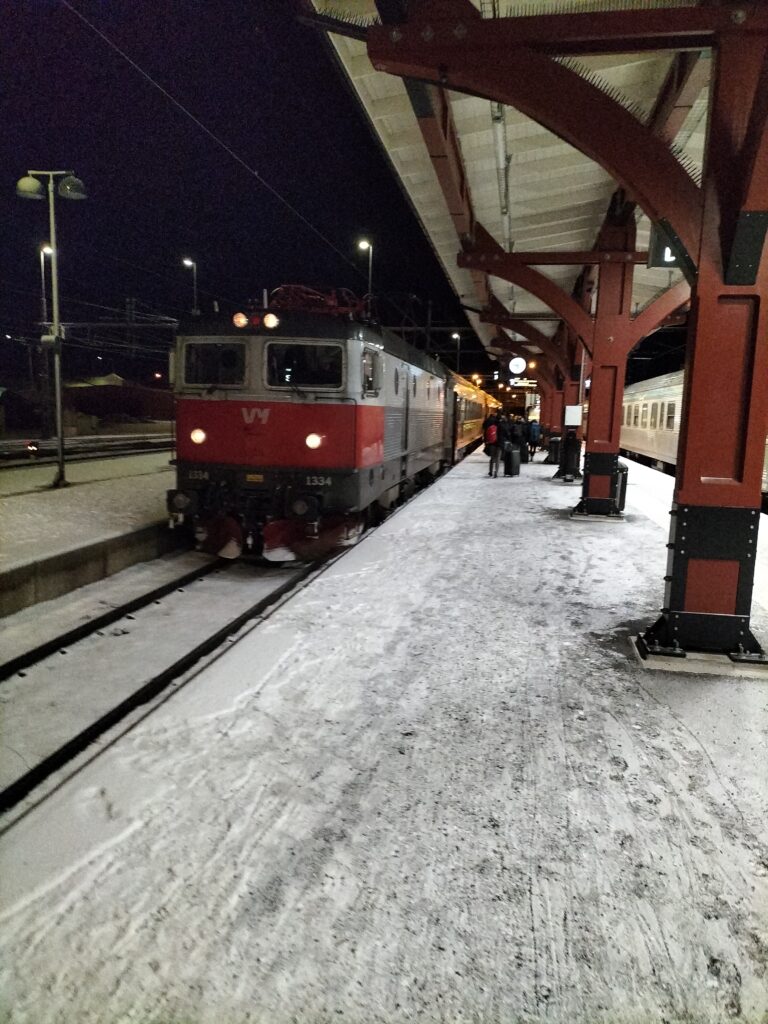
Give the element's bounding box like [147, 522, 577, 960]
[241, 407, 270, 425]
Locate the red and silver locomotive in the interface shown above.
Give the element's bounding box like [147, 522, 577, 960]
[167, 286, 499, 559]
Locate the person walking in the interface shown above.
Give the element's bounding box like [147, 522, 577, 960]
[528, 418, 541, 460]
[483, 410, 501, 477]
[498, 413, 514, 476]
[510, 416, 528, 464]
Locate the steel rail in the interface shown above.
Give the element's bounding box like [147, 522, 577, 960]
[0, 559, 325, 814]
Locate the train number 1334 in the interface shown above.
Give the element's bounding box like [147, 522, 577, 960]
[306, 475, 332, 487]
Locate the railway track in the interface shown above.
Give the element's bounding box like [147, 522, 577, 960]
[0, 555, 338, 816]
[0, 434, 173, 467]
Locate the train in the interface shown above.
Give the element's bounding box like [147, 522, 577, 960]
[166, 286, 500, 560]
[619, 369, 768, 492]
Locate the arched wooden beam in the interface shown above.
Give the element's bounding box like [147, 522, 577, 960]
[368, 28, 702, 262]
[461, 248, 595, 351]
[629, 279, 691, 348]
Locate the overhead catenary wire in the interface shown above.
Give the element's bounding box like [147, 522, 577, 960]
[60, 0, 363, 279]
[58, 1, 431, 330]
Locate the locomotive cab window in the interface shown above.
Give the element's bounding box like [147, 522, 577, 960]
[650, 403, 658, 429]
[362, 349, 381, 395]
[184, 342, 246, 386]
[266, 342, 343, 390]
[666, 402, 676, 429]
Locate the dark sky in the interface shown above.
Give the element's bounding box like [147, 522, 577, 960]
[3, 0, 487, 376]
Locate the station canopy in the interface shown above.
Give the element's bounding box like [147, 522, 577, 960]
[308, 0, 707, 362]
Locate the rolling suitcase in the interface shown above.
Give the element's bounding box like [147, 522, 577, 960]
[504, 442, 521, 477]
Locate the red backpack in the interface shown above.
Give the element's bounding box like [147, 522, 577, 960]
[485, 423, 498, 444]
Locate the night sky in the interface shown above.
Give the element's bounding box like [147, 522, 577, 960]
[3, 0, 488, 381]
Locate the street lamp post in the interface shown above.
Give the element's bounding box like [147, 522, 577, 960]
[452, 332, 461, 374]
[183, 258, 200, 316]
[357, 239, 373, 317]
[39, 243, 52, 322]
[38, 243, 53, 439]
[16, 170, 87, 488]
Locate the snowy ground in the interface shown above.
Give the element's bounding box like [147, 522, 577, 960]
[0, 452, 174, 571]
[1, 453, 767, 1023]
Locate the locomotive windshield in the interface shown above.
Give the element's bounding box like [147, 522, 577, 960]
[184, 342, 246, 386]
[266, 342, 343, 389]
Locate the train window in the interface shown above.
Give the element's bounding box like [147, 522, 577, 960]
[659, 402, 665, 428]
[266, 342, 343, 389]
[650, 403, 658, 429]
[621, 406, 627, 425]
[666, 402, 676, 429]
[394, 368, 399, 394]
[184, 342, 246, 386]
[633, 405, 639, 426]
[413, 377, 417, 397]
[641, 403, 648, 428]
[362, 349, 381, 395]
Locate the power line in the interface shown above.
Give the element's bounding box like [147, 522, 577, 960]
[60, 0, 365, 280]
[57, 2, 431, 329]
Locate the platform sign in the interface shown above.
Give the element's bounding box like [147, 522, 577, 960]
[647, 223, 682, 269]
[564, 404, 583, 427]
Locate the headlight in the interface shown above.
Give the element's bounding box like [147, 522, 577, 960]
[263, 313, 280, 329]
[291, 495, 320, 518]
[232, 312, 248, 328]
[305, 433, 322, 449]
[172, 492, 191, 510]
[190, 428, 206, 444]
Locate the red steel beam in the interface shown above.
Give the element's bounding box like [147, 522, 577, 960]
[377, 3, 753, 56]
[495, 251, 649, 265]
[630, 279, 691, 346]
[647, 49, 711, 144]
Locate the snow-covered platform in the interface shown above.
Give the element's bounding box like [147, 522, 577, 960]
[1, 453, 767, 1023]
[0, 452, 175, 614]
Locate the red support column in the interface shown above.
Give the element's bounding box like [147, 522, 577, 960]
[638, 33, 768, 661]
[574, 200, 636, 516]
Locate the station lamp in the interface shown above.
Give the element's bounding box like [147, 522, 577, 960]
[357, 239, 373, 315]
[16, 170, 87, 488]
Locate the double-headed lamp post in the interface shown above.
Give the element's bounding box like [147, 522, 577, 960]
[182, 258, 200, 316]
[16, 170, 87, 488]
[357, 239, 373, 316]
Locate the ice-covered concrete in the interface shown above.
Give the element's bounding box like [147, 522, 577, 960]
[1, 453, 767, 1023]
